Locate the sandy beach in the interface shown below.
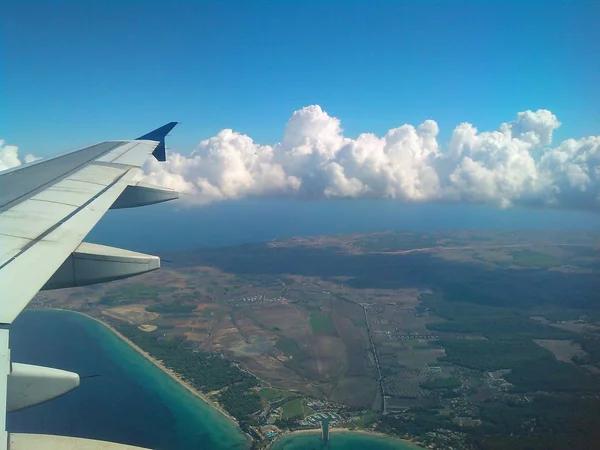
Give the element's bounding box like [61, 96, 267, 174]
[63, 309, 241, 429]
[271, 426, 426, 448]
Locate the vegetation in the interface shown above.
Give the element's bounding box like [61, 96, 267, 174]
[354, 411, 379, 429]
[309, 312, 337, 335]
[511, 249, 562, 267]
[428, 316, 574, 339]
[258, 388, 294, 403]
[470, 396, 600, 449]
[218, 380, 262, 418]
[378, 406, 457, 436]
[146, 303, 196, 314]
[419, 376, 461, 390]
[281, 398, 304, 419]
[275, 338, 302, 360]
[506, 360, 600, 392]
[437, 337, 553, 371]
[274, 418, 299, 430]
[352, 318, 367, 328]
[113, 323, 261, 421]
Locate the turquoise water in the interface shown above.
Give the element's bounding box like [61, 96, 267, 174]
[272, 431, 424, 450]
[8, 312, 425, 450]
[9, 310, 249, 450]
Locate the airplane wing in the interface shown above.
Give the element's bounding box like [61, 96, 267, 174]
[0, 123, 179, 449]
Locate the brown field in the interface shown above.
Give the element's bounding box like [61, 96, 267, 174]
[102, 305, 159, 324]
[533, 339, 588, 363]
[329, 376, 379, 408]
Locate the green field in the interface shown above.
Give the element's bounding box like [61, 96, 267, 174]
[310, 313, 337, 335]
[353, 411, 380, 429]
[281, 398, 304, 419]
[420, 376, 461, 390]
[511, 249, 562, 267]
[352, 318, 368, 328]
[259, 388, 294, 402]
[276, 338, 303, 359]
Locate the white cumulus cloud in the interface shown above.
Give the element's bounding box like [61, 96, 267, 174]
[143, 105, 599, 211]
[0, 140, 39, 171]
[4, 106, 598, 212]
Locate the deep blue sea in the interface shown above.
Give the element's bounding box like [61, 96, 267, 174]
[86, 198, 600, 253]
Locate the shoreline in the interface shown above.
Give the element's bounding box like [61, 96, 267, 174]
[271, 427, 426, 449]
[55, 309, 243, 431]
[50, 308, 425, 449]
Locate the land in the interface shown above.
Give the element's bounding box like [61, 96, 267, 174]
[31, 229, 600, 449]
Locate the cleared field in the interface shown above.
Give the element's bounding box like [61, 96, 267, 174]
[102, 304, 159, 324]
[281, 398, 304, 419]
[310, 312, 337, 335]
[534, 339, 588, 363]
[391, 342, 445, 369]
[259, 388, 295, 402]
[246, 305, 307, 338]
[293, 335, 346, 382]
[511, 249, 563, 267]
[330, 376, 378, 408]
[138, 324, 158, 332]
[276, 338, 303, 360]
[331, 316, 370, 377]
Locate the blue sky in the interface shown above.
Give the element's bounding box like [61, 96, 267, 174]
[3, 0, 599, 157]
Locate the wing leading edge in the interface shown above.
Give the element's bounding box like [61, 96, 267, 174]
[0, 123, 178, 450]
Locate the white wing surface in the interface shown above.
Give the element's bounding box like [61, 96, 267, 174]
[0, 123, 179, 449]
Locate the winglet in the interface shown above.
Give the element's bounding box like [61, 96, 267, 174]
[136, 122, 178, 162]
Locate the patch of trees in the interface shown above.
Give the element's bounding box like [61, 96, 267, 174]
[218, 380, 262, 418]
[468, 396, 600, 450]
[114, 324, 260, 420]
[573, 334, 600, 364]
[419, 377, 461, 390]
[273, 418, 299, 430]
[378, 407, 457, 437]
[436, 337, 553, 371]
[428, 317, 574, 340]
[506, 360, 600, 392]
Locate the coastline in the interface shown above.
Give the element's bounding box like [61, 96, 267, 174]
[52, 308, 425, 449]
[271, 427, 425, 449]
[56, 309, 242, 430]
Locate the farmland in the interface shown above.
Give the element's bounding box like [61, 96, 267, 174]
[32, 229, 600, 449]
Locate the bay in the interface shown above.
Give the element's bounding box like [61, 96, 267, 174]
[7, 309, 249, 450]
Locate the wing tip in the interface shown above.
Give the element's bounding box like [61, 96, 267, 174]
[136, 122, 178, 162]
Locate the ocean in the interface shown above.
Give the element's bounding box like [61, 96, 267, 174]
[86, 198, 600, 253]
[7, 310, 425, 450]
[7, 310, 249, 450]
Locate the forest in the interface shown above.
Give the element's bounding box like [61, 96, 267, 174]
[113, 323, 262, 421]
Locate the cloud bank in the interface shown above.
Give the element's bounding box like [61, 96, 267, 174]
[2, 107, 598, 211]
[143, 106, 599, 211]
